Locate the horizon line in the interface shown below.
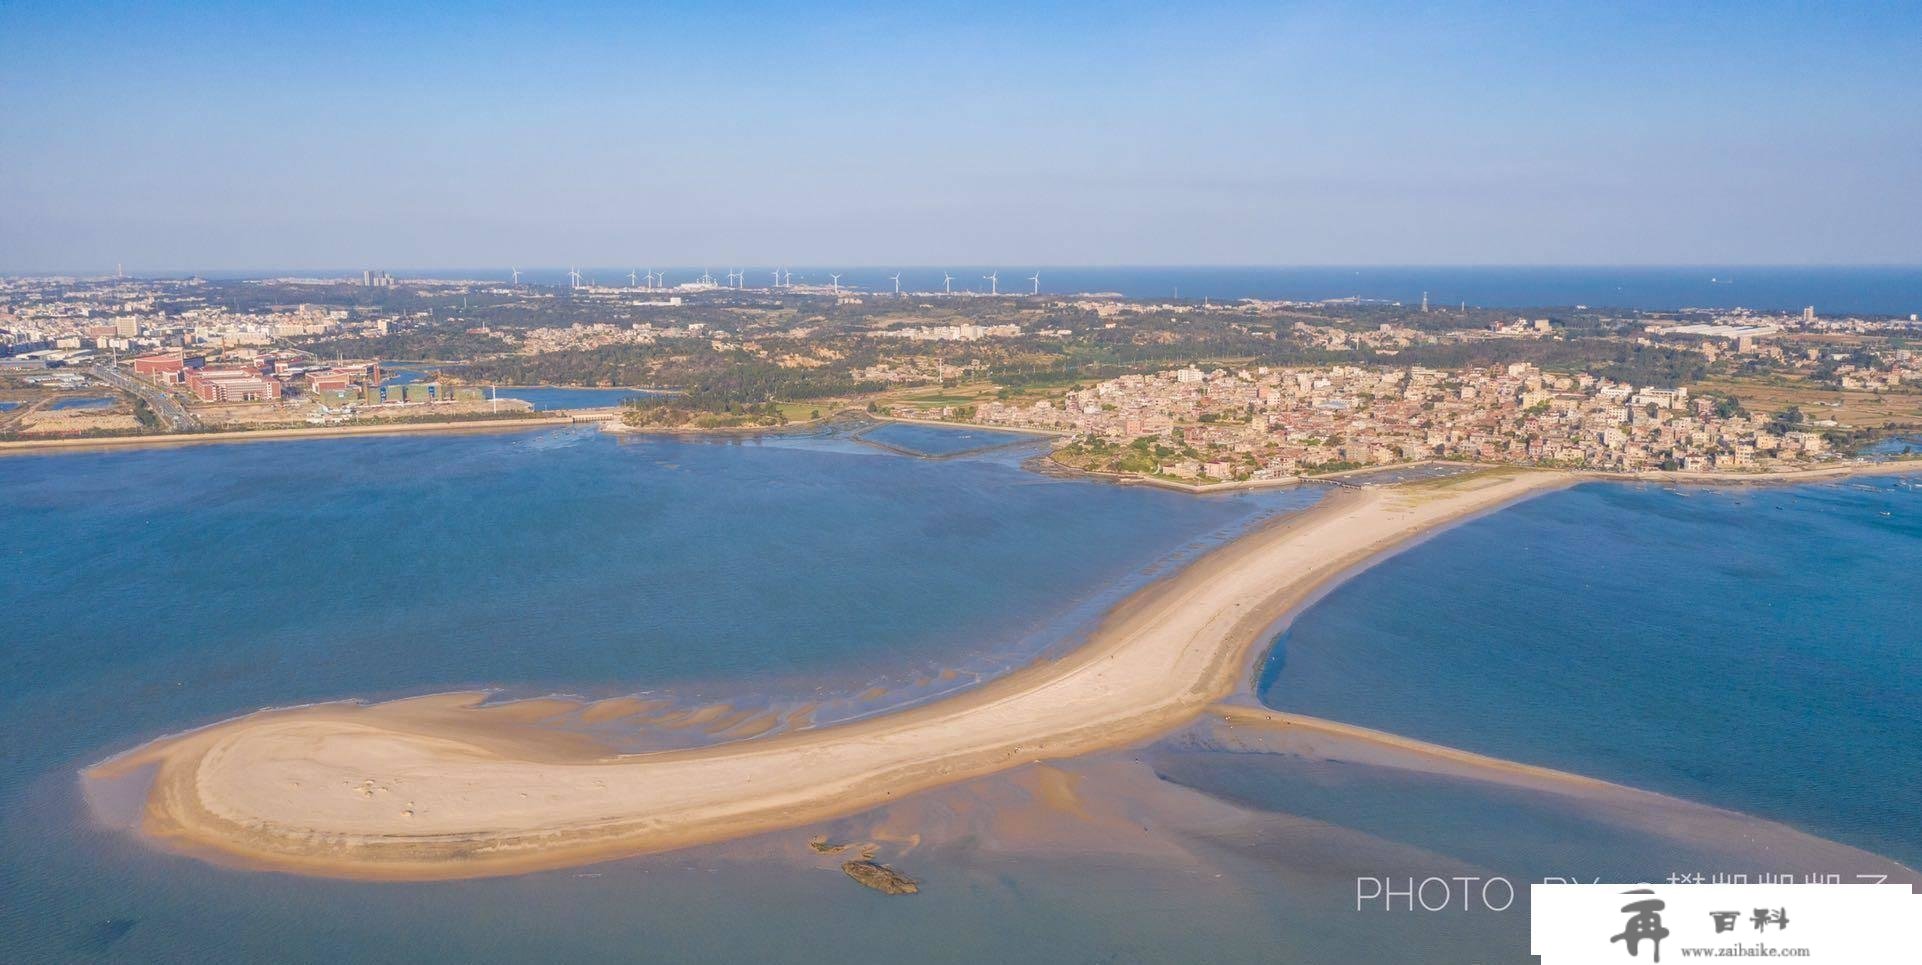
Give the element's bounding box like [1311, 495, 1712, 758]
[6, 262, 1922, 277]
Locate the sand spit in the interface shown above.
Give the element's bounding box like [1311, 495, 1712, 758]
[1199, 707, 1907, 866]
[87, 468, 1581, 880]
[770, 734, 1916, 889]
[1166, 708, 1918, 882]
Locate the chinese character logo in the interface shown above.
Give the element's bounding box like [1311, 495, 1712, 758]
[1611, 890, 1668, 961]
[1750, 908, 1789, 932]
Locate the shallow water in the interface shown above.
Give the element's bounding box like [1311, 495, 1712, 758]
[1863, 434, 1920, 459]
[6, 432, 1916, 962]
[855, 422, 1041, 457]
[492, 386, 662, 410]
[1258, 478, 1922, 868]
[0, 423, 1315, 961]
[46, 396, 116, 410]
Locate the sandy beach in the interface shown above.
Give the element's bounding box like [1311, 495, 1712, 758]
[91, 468, 1582, 879]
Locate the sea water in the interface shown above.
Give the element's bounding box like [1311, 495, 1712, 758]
[187, 266, 1922, 315]
[1258, 478, 1922, 868]
[5, 432, 1916, 962]
[854, 422, 1040, 457]
[0, 423, 1315, 961]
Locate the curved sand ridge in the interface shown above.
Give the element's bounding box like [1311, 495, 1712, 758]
[93, 469, 1585, 879]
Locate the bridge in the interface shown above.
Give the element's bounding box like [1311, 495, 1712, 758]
[91, 364, 198, 432]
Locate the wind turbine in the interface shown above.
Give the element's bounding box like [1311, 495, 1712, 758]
[568, 267, 583, 289]
[1029, 272, 1040, 295]
[771, 269, 781, 288]
[510, 268, 521, 285]
[890, 273, 901, 295]
[943, 272, 953, 294]
[830, 273, 842, 294]
[628, 270, 639, 287]
[984, 271, 998, 295]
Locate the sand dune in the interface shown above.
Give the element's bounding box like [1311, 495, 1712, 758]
[91, 469, 1583, 879]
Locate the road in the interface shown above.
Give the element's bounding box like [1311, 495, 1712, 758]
[91, 364, 198, 431]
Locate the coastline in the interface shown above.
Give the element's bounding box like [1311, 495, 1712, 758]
[90, 467, 1584, 880]
[10, 393, 1914, 489]
[1590, 458, 1922, 485]
[0, 413, 588, 456]
[875, 413, 1068, 438]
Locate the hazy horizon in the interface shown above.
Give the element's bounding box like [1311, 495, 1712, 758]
[4, 1, 1919, 270]
[9, 262, 1922, 278]
[15, 265, 1916, 314]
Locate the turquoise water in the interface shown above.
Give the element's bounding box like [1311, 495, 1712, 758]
[0, 424, 1316, 961]
[1257, 478, 1922, 868]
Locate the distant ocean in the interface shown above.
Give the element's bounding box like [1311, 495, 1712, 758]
[173, 266, 1922, 315]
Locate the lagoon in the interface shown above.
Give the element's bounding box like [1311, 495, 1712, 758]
[2, 426, 1916, 961]
[491, 386, 663, 410]
[46, 396, 116, 410]
[0, 423, 1314, 961]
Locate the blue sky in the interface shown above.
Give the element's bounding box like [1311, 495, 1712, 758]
[2, 0, 1918, 270]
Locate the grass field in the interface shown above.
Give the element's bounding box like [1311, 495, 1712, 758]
[1696, 376, 1922, 430]
[775, 401, 831, 423]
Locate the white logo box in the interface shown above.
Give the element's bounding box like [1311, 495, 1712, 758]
[1530, 883, 1918, 963]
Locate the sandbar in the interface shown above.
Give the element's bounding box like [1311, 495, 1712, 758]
[91, 467, 1589, 879]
